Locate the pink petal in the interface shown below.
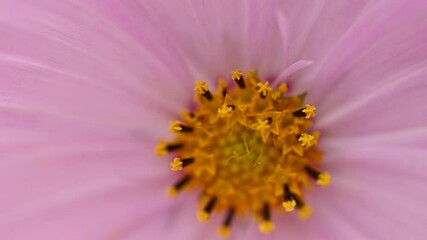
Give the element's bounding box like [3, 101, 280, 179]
[0, 178, 173, 239]
[313, 137, 427, 239]
[0, 1, 183, 238]
[123, 193, 218, 239]
[316, 64, 427, 137]
[279, 0, 372, 91]
[277, 0, 427, 138]
[274, 60, 313, 84]
[302, 0, 427, 104]
[0, 0, 194, 128]
[95, 0, 286, 82]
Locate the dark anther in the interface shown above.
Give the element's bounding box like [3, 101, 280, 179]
[227, 104, 237, 110]
[292, 194, 305, 209]
[179, 124, 194, 132]
[165, 143, 183, 152]
[293, 108, 306, 117]
[180, 158, 195, 168]
[223, 208, 235, 227]
[222, 89, 227, 98]
[202, 90, 213, 101]
[173, 175, 191, 190]
[260, 93, 267, 99]
[283, 184, 295, 202]
[204, 196, 218, 214]
[265, 117, 273, 125]
[262, 202, 271, 221]
[304, 165, 321, 180]
[235, 76, 246, 89]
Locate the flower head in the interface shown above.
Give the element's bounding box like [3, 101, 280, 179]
[1, 0, 427, 239]
[158, 70, 329, 236]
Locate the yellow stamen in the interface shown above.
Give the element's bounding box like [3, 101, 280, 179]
[271, 83, 288, 100]
[256, 82, 272, 98]
[282, 199, 297, 212]
[231, 69, 243, 81]
[218, 105, 234, 118]
[302, 104, 316, 119]
[169, 121, 183, 133]
[255, 118, 270, 131]
[166, 187, 177, 198]
[218, 227, 231, 237]
[317, 172, 331, 187]
[298, 206, 312, 220]
[246, 69, 260, 85]
[155, 142, 168, 156]
[299, 133, 317, 147]
[194, 81, 209, 95]
[170, 158, 183, 171]
[197, 211, 210, 222]
[278, 83, 288, 93]
[258, 221, 275, 234]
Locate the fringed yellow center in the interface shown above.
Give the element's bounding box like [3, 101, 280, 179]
[156, 69, 330, 237]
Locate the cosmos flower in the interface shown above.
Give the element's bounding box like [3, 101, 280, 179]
[1, 0, 427, 239]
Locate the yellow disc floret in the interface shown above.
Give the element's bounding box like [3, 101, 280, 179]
[157, 69, 330, 236]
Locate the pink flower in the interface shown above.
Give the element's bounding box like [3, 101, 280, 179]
[1, 0, 426, 239]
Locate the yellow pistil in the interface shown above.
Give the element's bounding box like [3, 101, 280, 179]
[194, 81, 209, 94]
[282, 200, 297, 212]
[218, 104, 234, 118]
[278, 83, 288, 93]
[169, 121, 183, 133]
[255, 118, 271, 131]
[166, 187, 178, 198]
[155, 142, 168, 156]
[218, 226, 231, 237]
[157, 69, 329, 236]
[256, 82, 272, 98]
[298, 206, 312, 220]
[170, 158, 183, 171]
[231, 69, 243, 81]
[271, 83, 288, 101]
[302, 104, 316, 119]
[299, 133, 317, 147]
[259, 221, 275, 234]
[317, 172, 331, 187]
[197, 211, 210, 222]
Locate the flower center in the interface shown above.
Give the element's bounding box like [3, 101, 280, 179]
[156, 69, 330, 236]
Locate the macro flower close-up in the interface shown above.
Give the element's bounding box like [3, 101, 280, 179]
[1, 0, 427, 239]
